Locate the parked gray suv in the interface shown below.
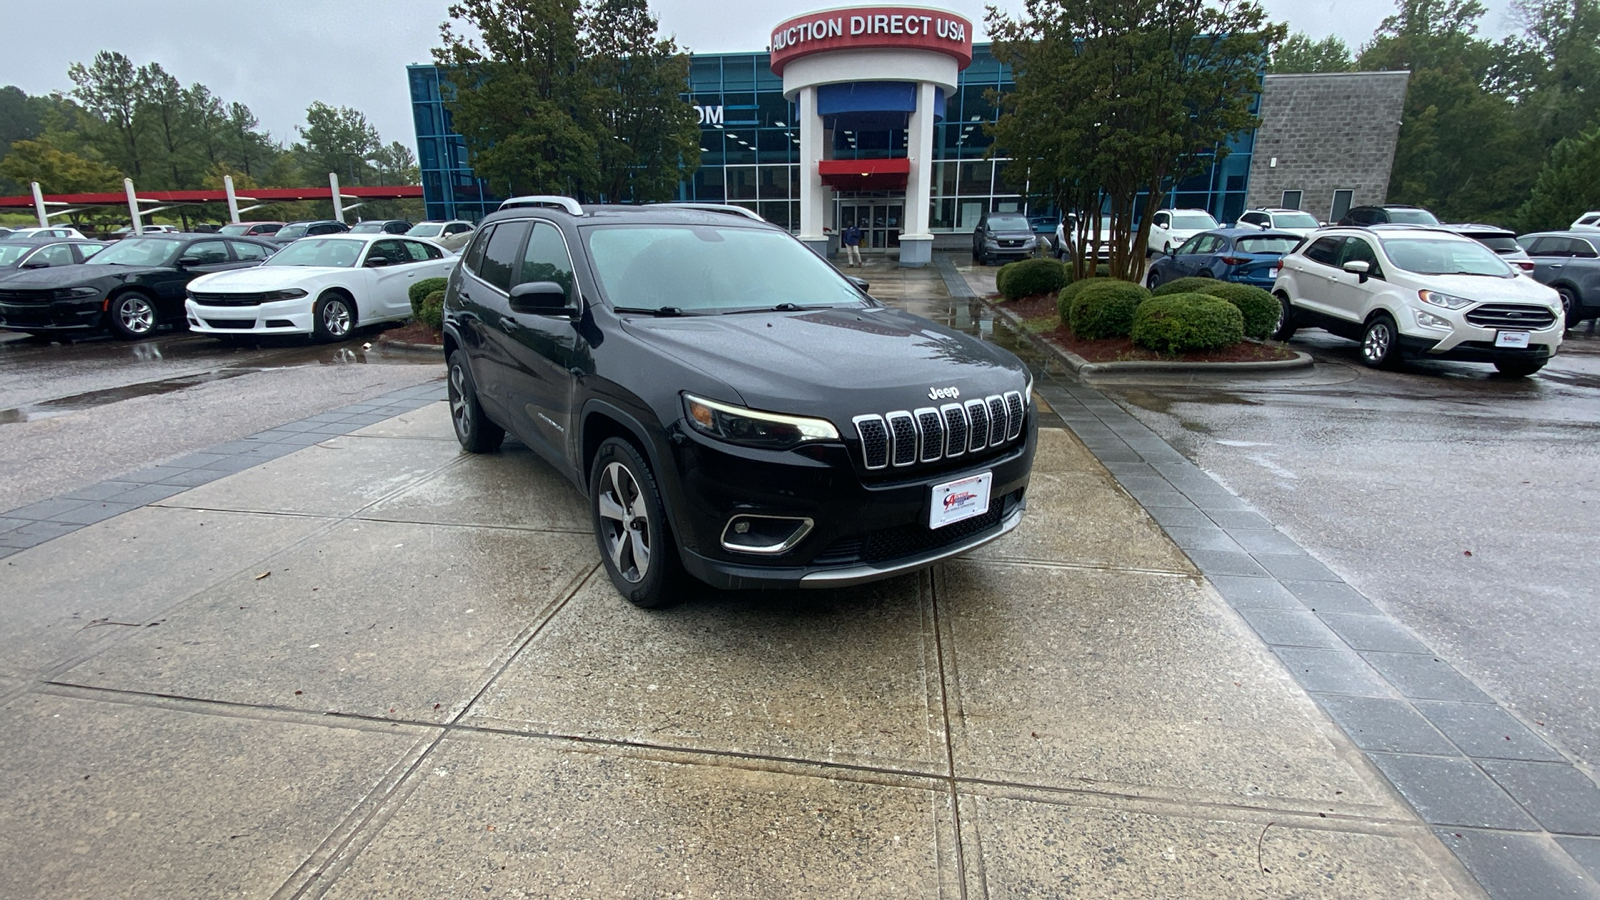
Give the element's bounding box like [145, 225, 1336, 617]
[1520, 231, 1600, 327]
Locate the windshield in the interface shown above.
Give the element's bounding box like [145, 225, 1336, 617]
[0, 245, 31, 266]
[406, 223, 443, 237]
[1235, 236, 1300, 255]
[1380, 237, 1513, 276]
[1386, 208, 1440, 226]
[218, 224, 251, 236]
[1171, 213, 1219, 230]
[263, 238, 362, 268]
[586, 225, 866, 314]
[275, 224, 310, 240]
[86, 238, 181, 267]
[1272, 212, 1319, 229]
[988, 215, 1030, 231]
[348, 222, 386, 233]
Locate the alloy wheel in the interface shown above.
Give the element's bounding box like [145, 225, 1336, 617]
[597, 461, 651, 583]
[118, 297, 154, 334]
[1363, 320, 1392, 364]
[449, 363, 470, 439]
[322, 300, 352, 338]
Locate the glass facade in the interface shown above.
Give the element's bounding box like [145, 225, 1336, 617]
[408, 45, 1256, 229]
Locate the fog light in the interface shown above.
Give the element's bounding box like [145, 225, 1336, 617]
[1415, 310, 1450, 329]
[720, 514, 814, 554]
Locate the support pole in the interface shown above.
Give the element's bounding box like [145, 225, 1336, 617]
[329, 173, 345, 224]
[30, 182, 48, 227]
[124, 178, 143, 235]
[224, 175, 241, 224]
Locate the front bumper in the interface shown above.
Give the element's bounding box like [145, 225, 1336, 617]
[0, 297, 105, 331]
[666, 415, 1037, 591]
[186, 298, 315, 335]
[1399, 305, 1563, 360]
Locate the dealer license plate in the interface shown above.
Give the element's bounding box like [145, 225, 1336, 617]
[929, 471, 992, 529]
[1495, 331, 1531, 348]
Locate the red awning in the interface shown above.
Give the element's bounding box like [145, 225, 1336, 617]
[818, 158, 910, 191]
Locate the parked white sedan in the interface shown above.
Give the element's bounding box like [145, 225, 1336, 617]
[185, 234, 456, 341]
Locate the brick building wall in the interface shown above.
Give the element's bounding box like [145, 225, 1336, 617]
[1246, 71, 1409, 223]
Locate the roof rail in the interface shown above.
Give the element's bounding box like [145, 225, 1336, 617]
[649, 202, 766, 222]
[498, 195, 584, 216]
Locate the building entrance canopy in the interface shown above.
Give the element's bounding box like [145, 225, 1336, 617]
[819, 158, 911, 191]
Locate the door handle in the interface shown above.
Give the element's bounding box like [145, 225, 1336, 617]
[499, 316, 522, 332]
[1549, 264, 1563, 269]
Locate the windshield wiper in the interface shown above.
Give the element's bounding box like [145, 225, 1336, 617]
[614, 306, 695, 317]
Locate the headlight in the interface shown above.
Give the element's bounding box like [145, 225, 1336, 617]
[262, 288, 309, 301]
[1417, 290, 1473, 310]
[55, 286, 99, 299]
[683, 393, 838, 450]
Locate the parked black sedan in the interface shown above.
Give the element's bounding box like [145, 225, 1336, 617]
[0, 234, 276, 339]
[0, 237, 108, 273]
[268, 220, 350, 245]
[347, 219, 413, 235]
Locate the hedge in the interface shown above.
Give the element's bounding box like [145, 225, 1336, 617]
[409, 277, 449, 318]
[1193, 282, 1279, 340]
[416, 290, 446, 329]
[1130, 293, 1245, 355]
[999, 258, 1070, 300]
[1069, 280, 1151, 339]
[1056, 276, 1119, 322]
[1151, 276, 1219, 297]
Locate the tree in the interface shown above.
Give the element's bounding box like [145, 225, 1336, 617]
[67, 51, 146, 178]
[1271, 32, 1354, 72]
[295, 102, 381, 186]
[137, 62, 197, 191]
[987, 0, 1283, 280]
[371, 141, 419, 185]
[226, 102, 275, 179]
[0, 140, 124, 194]
[1517, 122, 1600, 231]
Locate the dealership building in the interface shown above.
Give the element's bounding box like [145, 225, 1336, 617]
[408, 5, 1407, 263]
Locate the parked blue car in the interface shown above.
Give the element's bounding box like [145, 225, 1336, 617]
[1144, 228, 1304, 290]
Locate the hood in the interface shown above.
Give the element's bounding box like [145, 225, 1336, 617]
[189, 266, 333, 291]
[1428, 273, 1560, 307]
[621, 305, 1027, 414]
[0, 263, 133, 288]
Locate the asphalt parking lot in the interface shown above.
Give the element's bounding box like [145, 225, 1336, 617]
[1, 259, 1598, 897]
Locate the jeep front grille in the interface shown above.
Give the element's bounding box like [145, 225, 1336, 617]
[853, 390, 1025, 471]
[1464, 304, 1556, 330]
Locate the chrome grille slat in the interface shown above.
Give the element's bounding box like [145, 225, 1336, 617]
[1464, 304, 1556, 329]
[940, 403, 967, 458]
[986, 395, 1007, 447]
[853, 415, 888, 470]
[1004, 391, 1025, 440]
[886, 411, 918, 467]
[915, 407, 944, 463]
[964, 399, 989, 453]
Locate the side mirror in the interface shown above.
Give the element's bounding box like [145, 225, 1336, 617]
[509, 280, 576, 316]
[21, 260, 50, 269]
[177, 256, 201, 267]
[364, 256, 391, 268]
[1343, 259, 1371, 283]
[1167, 247, 1178, 258]
[846, 275, 870, 293]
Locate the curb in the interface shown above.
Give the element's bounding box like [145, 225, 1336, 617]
[379, 338, 445, 353]
[983, 297, 1313, 377]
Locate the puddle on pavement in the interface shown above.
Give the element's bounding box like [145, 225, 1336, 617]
[0, 368, 267, 424]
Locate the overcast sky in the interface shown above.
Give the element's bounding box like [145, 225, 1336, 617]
[6, 0, 1519, 160]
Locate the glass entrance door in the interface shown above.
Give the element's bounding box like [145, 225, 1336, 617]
[838, 199, 903, 251]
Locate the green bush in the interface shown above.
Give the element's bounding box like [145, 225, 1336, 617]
[416, 290, 445, 330]
[1194, 282, 1279, 340]
[1069, 280, 1151, 339]
[1151, 276, 1219, 297]
[999, 258, 1071, 300]
[994, 262, 1017, 299]
[1056, 276, 1119, 322]
[409, 277, 449, 317]
[1130, 293, 1245, 355]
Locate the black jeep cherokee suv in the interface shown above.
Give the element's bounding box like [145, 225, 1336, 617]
[443, 199, 1036, 608]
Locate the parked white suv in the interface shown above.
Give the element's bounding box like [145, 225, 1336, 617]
[1236, 207, 1320, 238]
[1571, 211, 1600, 231]
[1146, 209, 1219, 256]
[1271, 225, 1564, 376]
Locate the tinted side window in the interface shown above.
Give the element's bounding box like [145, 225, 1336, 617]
[463, 225, 492, 273]
[474, 220, 530, 292]
[1340, 237, 1384, 276]
[1304, 237, 1343, 265]
[77, 243, 105, 261]
[518, 222, 576, 300]
[445, 223, 471, 235]
[187, 240, 229, 263]
[32, 245, 75, 266]
[229, 241, 269, 261]
[403, 239, 442, 261]
[1572, 239, 1599, 259]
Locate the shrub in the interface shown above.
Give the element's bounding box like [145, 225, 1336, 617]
[994, 262, 1017, 299]
[409, 277, 448, 317]
[416, 290, 445, 329]
[1194, 282, 1279, 340]
[1056, 276, 1118, 321]
[1068, 280, 1151, 338]
[1130, 293, 1245, 355]
[1151, 276, 1219, 297]
[999, 258, 1071, 300]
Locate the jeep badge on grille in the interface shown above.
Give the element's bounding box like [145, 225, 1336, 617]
[929, 386, 960, 400]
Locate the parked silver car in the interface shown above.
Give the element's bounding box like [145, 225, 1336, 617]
[1443, 224, 1534, 274]
[1519, 231, 1600, 327]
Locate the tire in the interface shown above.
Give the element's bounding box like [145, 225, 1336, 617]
[1558, 286, 1581, 328]
[590, 437, 683, 609]
[312, 292, 355, 342]
[1494, 359, 1546, 377]
[107, 291, 157, 339]
[1271, 292, 1298, 340]
[1163, 241, 1172, 255]
[447, 350, 504, 453]
[1145, 269, 1162, 290]
[1360, 313, 1401, 369]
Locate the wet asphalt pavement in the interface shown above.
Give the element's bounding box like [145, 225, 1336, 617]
[0, 326, 443, 510]
[1092, 325, 1600, 768]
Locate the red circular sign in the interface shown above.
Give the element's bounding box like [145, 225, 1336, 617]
[769, 7, 974, 74]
